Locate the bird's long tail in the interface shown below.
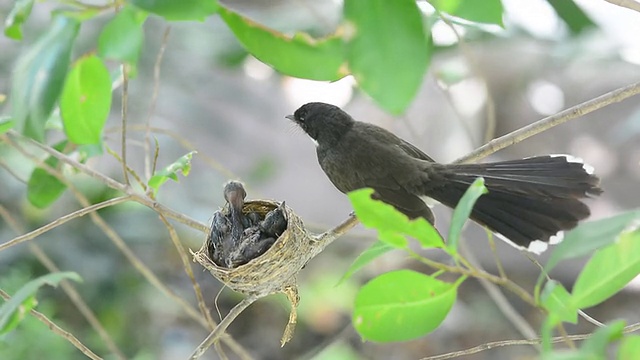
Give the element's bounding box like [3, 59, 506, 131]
[425, 155, 602, 247]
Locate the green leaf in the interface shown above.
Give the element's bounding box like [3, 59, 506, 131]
[618, 335, 640, 360]
[0, 296, 37, 335]
[4, 0, 34, 40]
[344, 0, 431, 114]
[348, 188, 444, 249]
[11, 14, 80, 142]
[0, 272, 81, 335]
[129, 0, 218, 21]
[570, 230, 640, 309]
[430, 0, 504, 26]
[579, 320, 625, 357]
[0, 117, 15, 134]
[60, 55, 112, 145]
[220, 8, 346, 81]
[339, 241, 394, 284]
[447, 177, 487, 253]
[540, 280, 577, 324]
[546, 0, 596, 35]
[148, 151, 196, 194]
[545, 210, 640, 273]
[98, 6, 147, 64]
[352, 269, 457, 342]
[27, 141, 68, 208]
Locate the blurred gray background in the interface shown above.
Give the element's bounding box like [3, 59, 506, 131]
[1, 0, 640, 359]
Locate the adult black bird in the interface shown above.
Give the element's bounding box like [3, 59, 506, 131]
[286, 102, 602, 250]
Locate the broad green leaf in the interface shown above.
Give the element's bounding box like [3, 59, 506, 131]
[11, 14, 80, 142]
[220, 8, 346, 81]
[339, 241, 394, 284]
[27, 141, 69, 208]
[353, 269, 456, 342]
[540, 280, 577, 324]
[348, 188, 444, 249]
[545, 210, 640, 273]
[98, 6, 147, 65]
[618, 335, 640, 360]
[148, 151, 196, 193]
[0, 272, 81, 334]
[4, 0, 34, 40]
[60, 55, 112, 145]
[430, 0, 504, 26]
[570, 230, 640, 309]
[579, 320, 625, 357]
[129, 0, 218, 21]
[546, 0, 596, 35]
[344, 0, 431, 114]
[447, 177, 487, 253]
[0, 117, 15, 134]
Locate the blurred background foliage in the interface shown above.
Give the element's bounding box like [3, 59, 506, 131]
[1, 0, 640, 359]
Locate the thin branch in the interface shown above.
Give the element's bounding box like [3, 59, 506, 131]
[0, 195, 126, 359]
[120, 64, 130, 185]
[0, 196, 131, 252]
[421, 321, 640, 360]
[438, 10, 497, 144]
[4, 131, 209, 233]
[0, 289, 104, 360]
[310, 214, 360, 257]
[190, 296, 259, 360]
[455, 81, 640, 163]
[602, 0, 640, 12]
[459, 242, 539, 343]
[157, 213, 216, 329]
[145, 26, 171, 180]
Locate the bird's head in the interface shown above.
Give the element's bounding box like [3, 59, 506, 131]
[286, 102, 354, 147]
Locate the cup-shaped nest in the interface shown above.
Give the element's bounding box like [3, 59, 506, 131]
[194, 199, 314, 296]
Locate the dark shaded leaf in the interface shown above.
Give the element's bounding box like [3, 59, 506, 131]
[11, 15, 80, 142]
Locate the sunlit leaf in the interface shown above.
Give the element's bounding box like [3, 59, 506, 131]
[579, 321, 625, 357]
[339, 241, 394, 284]
[545, 210, 640, 273]
[618, 335, 640, 360]
[98, 6, 147, 65]
[570, 230, 640, 309]
[344, 0, 431, 114]
[348, 188, 444, 249]
[540, 280, 577, 324]
[0, 117, 15, 134]
[4, 0, 34, 40]
[447, 177, 487, 253]
[430, 0, 504, 26]
[60, 55, 112, 145]
[220, 8, 346, 81]
[148, 151, 197, 194]
[0, 272, 81, 335]
[129, 0, 218, 21]
[353, 270, 457, 342]
[11, 14, 80, 142]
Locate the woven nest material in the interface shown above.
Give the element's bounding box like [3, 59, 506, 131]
[193, 199, 316, 345]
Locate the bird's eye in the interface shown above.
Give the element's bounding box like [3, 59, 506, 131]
[299, 116, 305, 122]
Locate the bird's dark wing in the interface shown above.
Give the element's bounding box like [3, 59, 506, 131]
[396, 138, 436, 163]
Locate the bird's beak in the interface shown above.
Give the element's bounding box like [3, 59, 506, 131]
[285, 115, 295, 121]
